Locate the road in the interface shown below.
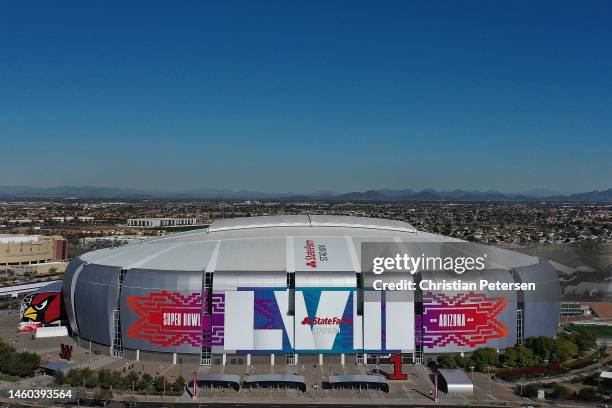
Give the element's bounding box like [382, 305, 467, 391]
[0, 400, 529, 408]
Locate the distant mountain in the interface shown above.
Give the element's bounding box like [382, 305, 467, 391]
[0, 186, 153, 198]
[0, 186, 610, 202]
[0, 186, 291, 199]
[376, 189, 415, 197]
[334, 190, 389, 201]
[292, 188, 612, 202]
[559, 188, 612, 203]
[177, 188, 295, 199]
[518, 189, 572, 198]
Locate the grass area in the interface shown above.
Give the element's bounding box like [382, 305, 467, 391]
[569, 324, 612, 338]
[0, 374, 20, 382]
[562, 355, 597, 370]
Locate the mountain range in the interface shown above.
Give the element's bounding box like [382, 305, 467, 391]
[0, 186, 611, 202]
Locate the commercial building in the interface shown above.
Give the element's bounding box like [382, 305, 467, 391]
[0, 234, 68, 275]
[79, 235, 153, 249]
[58, 215, 559, 366]
[559, 302, 592, 322]
[127, 218, 199, 228]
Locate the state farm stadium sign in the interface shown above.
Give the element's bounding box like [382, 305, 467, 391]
[304, 239, 328, 269]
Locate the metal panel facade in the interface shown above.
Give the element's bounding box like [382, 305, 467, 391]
[62, 257, 85, 335]
[516, 263, 561, 339]
[74, 263, 120, 345]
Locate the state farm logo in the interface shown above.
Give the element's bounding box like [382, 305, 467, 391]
[300, 316, 352, 325]
[304, 239, 328, 269]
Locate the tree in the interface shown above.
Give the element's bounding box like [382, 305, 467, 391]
[172, 376, 186, 393]
[54, 370, 65, 385]
[111, 370, 123, 388]
[85, 374, 98, 388]
[123, 371, 139, 390]
[503, 346, 539, 368]
[552, 340, 578, 362]
[574, 332, 596, 351]
[437, 354, 459, 369]
[523, 384, 538, 398]
[154, 376, 167, 393]
[4, 351, 41, 377]
[98, 369, 116, 389]
[66, 369, 82, 387]
[551, 384, 571, 400]
[578, 387, 599, 402]
[93, 388, 113, 405]
[136, 378, 148, 391]
[0, 341, 15, 373]
[471, 347, 499, 371]
[525, 336, 557, 362]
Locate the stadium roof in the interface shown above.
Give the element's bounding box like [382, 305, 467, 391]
[245, 374, 306, 384]
[438, 369, 473, 394]
[328, 374, 387, 384]
[209, 215, 417, 233]
[0, 280, 62, 297]
[40, 360, 74, 374]
[34, 281, 63, 293]
[78, 215, 539, 272]
[196, 373, 241, 384]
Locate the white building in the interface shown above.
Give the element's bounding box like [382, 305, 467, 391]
[79, 235, 153, 249]
[127, 218, 198, 228]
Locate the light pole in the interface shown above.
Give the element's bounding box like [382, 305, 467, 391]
[485, 366, 491, 402]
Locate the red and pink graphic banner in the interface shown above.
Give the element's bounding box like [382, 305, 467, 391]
[126, 291, 203, 347]
[420, 292, 508, 349]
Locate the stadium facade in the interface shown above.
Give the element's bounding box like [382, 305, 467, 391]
[30, 215, 560, 365]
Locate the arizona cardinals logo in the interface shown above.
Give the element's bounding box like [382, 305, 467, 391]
[21, 293, 62, 324]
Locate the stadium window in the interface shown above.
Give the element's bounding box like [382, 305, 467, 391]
[356, 273, 364, 315]
[287, 272, 295, 315]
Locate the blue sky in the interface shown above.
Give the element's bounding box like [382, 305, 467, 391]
[1, 1, 610, 193]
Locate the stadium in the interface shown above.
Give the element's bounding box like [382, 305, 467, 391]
[24, 215, 561, 366]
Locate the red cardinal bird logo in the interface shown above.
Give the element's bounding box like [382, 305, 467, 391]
[22, 292, 62, 324]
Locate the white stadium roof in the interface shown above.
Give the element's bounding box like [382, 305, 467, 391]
[78, 215, 539, 272]
[209, 215, 417, 233]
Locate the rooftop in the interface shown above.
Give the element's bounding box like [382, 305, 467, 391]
[77, 215, 540, 272]
[0, 234, 41, 244]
